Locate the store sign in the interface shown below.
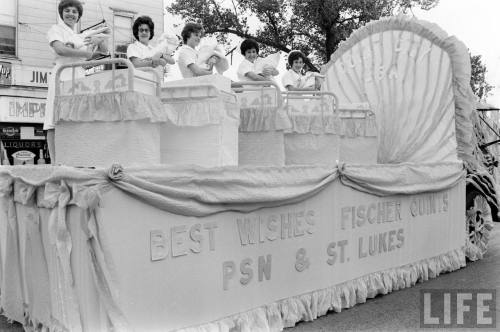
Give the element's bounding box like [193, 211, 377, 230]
[12, 64, 51, 87]
[0, 62, 12, 85]
[0, 97, 46, 123]
[1, 126, 20, 139]
[12, 150, 36, 161]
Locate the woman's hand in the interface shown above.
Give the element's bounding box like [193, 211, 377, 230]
[207, 55, 218, 66]
[86, 50, 107, 60]
[84, 35, 105, 46]
[262, 66, 277, 77]
[158, 58, 168, 67]
[163, 54, 175, 65]
[151, 53, 162, 67]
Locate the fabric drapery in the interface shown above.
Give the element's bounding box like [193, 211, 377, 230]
[0, 161, 466, 331]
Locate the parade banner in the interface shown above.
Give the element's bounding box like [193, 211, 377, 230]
[98, 178, 465, 331]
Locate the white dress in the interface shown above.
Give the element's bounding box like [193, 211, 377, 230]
[126, 40, 156, 60]
[127, 40, 164, 78]
[44, 22, 87, 130]
[177, 45, 198, 78]
[237, 58, 257, 81]
[282, 69, 307, 89]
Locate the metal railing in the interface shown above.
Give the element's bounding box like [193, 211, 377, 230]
[161, 83, 238, 104]
[231, 81, 283, 108]
[282, 91, 339, 115]
[54, 58, 161, 97]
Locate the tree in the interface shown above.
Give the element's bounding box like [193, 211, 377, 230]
[167, 0, 438, 67]
[470, 54, 493, 102]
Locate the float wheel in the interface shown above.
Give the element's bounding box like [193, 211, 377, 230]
[465, 190, 493, 260]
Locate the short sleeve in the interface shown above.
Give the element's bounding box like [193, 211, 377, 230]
[237, 60, 254, 81]
[281, 71, 296, 88]
[179, 47, 197, 67]
[47, 25, 64, 45]
[127, 43, 140, 59]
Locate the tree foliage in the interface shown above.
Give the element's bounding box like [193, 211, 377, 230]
[470, 54, 493, 102]
[167, 0, 439, 66]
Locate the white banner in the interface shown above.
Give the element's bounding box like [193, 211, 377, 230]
[98, 178, 465, 330]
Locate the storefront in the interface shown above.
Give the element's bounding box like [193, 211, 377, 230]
[0, 63, 51, 165]
[0, 97, 49, 165]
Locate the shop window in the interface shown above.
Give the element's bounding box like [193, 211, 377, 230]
[0, 0, 17, 57]
[113, 12, 134, 64]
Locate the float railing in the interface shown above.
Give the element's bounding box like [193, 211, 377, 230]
[282, 91, 339, 116]
[54, 58, 161, 97]
[231, 81, 283, 108]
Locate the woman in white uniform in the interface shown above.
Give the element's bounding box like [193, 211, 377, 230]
[282, 50, 320, 91]
[45, 0, 107, 163]
[127, 16, 174, 74]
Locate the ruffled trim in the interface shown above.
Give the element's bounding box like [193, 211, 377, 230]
[285, 111, 378, 137]
[239, 106, 292, 132]
[175, 248, 465, 332]
[55, 91, 166, 123]
[21, 315, 68, 332]
[163, 97, 240, 127]
[321, 15, 474, 165]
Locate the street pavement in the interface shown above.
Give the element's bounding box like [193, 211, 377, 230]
[1, 226, 498, 332]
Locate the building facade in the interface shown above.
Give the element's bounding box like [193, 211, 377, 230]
[0, 0, 164, 165]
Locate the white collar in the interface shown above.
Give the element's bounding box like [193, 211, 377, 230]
[135, 40, 153, 49]
[58, 21, 76, 33]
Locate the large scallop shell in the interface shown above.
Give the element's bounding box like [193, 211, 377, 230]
[322, 15, 475, 164]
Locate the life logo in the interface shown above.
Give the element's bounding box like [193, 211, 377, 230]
[420, 289, 496, 328]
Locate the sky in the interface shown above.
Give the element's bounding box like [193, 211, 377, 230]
[413, 0, 500, 106]
[164, 0, 500, 106]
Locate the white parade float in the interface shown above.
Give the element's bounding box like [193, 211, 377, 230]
[0, 16, 496, 332]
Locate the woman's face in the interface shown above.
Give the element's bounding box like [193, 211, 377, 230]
[291, 58, 304, 72]
[244, 48, 258, 63]
[187, 31, 202, 47]
[62, 6, 79, 28]
[138, 24, 151, 45]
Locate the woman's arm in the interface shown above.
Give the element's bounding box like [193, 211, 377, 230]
[163, 54, 175, 65]
[285, 85, 316, 91]
[187, 63, 214, 76]
[84, 35, 109, 54]
[262, 67, 279, 77]
[129, 56, 156, 68]
[245, 71, 268, 81]
[51, 40, 92, 58]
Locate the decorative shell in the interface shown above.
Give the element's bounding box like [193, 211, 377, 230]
[322, 16, 475, 164]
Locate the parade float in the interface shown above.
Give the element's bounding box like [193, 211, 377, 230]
[0, 15, 497, 332]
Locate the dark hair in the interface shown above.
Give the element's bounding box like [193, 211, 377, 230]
[181, 22, 204, 43]
[288, 50, 307, 67]
[132, 16, 155, 41]
[240, 39, 259, 55]
[58, 0, 83, 22]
